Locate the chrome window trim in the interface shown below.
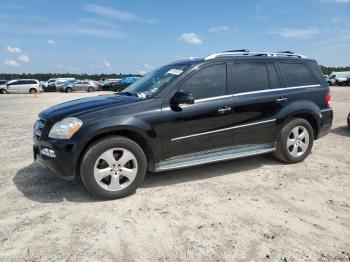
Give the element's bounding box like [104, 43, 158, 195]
[195, 94, 232, 103]
[171, 119, 276, 141]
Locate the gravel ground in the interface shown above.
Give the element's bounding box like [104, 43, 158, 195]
[0, 88, 349, 261]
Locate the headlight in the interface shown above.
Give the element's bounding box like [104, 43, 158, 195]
[48, 117, 83, 139]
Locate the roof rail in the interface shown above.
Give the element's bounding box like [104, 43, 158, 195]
[205, 51, 307, 60]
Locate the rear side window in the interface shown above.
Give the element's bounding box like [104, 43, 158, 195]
[231, 63, 269, 93]
[181, 64, 226, 100]
[279, 63, 318, 87]
[28, 80, 37, 84]
[267, 64, 281, 89]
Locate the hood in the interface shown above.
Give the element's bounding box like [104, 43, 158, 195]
[39, 94, 140, 121]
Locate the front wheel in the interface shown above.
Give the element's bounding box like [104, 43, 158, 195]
[65, 87, 72, 93]
[88, 86, 94, 92]
[274, 118, 314, 163]
[80, 136, 147, 199]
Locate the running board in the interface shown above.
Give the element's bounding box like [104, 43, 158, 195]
[154, 143, 276, 172]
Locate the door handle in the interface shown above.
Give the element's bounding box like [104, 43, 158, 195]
[217, 106, 232, 114]
[276, 97, 288, 104]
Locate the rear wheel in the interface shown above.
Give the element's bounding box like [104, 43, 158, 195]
[29, 88, 37, 94]
[88, 86, 94, 92]
[80, 136, 147, 199]
[66, 87, 72, 93]
[274, 118, 314, 163]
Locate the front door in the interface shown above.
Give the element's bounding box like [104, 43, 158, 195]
[229, 62, 289, 146]
[161, 63, 235, 160]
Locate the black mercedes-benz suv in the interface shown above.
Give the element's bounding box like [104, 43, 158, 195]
[33, 50, 333, 199]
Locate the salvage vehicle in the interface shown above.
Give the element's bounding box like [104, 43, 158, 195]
[33, 50, 333, 199]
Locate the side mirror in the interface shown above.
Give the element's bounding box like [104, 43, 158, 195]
[171, 91, 194, 106]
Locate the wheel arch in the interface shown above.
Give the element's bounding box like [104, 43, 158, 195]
[75, 128, 156, 178]
[282, 110, 320, 139]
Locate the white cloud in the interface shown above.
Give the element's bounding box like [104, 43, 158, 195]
[4, 59, 19, 66]
[18, 54, 29, 62]
[209, 26, 229, 32]
[270, 28, 320, 39]
[144, 63, 155, 70]
[85, 4, 139, 22]
[6, 46, 21, 53]
[104, 61, 112, 67]
[47, 40, 56, 46]
[76, 28, 125, 38]
[178, 33, 203, 44]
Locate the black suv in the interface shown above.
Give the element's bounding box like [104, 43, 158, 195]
[33, 50, 333, 199]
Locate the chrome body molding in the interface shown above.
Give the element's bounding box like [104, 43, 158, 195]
[171, 119, 276, 142]
[154, 143, 276, 172]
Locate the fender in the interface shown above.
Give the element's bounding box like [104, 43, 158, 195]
[278, 99, 322, 136]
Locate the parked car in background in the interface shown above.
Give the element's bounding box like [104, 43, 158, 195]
[33, 50, 332, 199]
[61, 80, 98, 93]
[0, 80, 7, 94]
[327, 71, 350, 86]
[113, 76, 141, 91]
[100, 80, 121, 91]
[57, 80, 77, 92]
[2, 79, 42, 94]
[44, 78, 75, 92]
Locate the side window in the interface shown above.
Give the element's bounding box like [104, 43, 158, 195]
[232, 63, 269, 93]
[8, 81, 18, 86]
[267, 63, 281, 89]
[279, 63, 318, 87]
[180, 64, 227, 100]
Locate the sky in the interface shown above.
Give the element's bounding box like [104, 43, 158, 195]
[0, 0, 349, 74]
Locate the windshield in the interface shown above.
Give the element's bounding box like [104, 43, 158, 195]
[120, 64, 191, 98]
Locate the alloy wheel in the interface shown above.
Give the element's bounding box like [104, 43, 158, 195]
[94, 148, 138, 191]
[287, 126, 310, 158]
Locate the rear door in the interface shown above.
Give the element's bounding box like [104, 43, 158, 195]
[229, 62, 288, 146]
[7, 80, 20, 93]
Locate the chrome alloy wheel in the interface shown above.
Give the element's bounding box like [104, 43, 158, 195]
[94, 148, 138, 191]
[287, 126, 310, 158]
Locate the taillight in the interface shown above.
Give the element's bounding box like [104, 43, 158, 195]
[325, 91, 331, 107]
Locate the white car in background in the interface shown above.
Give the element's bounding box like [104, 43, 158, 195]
[328, 71, 350, 86]
[0, 80, 8, 94]
[2, 79, 42, 94]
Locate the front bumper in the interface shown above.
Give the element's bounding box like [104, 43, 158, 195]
[316, 108, 333, 139]
[33, 138, 78, 181]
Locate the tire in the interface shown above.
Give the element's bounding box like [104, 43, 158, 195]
[80, 136, 147, 199]
[88, 86, 94, 92]
[66, 88, 72, 93]
[274, 118, 314, 164]
[29, 88, 37, 94]
[0, 88, 8, 94]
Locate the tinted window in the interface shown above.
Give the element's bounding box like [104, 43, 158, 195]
[8, 81, 19, 86]
[0, 80, 7, 85]
[181, 64, 226, 100]
[279, 63, 318, 87]
[267, 64, 281, 89]
[28, 80, 37, 84]
[232, 63, 269, 93]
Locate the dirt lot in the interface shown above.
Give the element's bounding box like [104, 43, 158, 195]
[0, 88, 349, 261]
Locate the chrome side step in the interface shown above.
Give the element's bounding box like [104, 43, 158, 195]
[154, 143, 276, 172]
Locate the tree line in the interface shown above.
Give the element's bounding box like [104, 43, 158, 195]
[320, 66, 350, 75]
[0, 66, 349, 81]
[0, 73, 140, 81]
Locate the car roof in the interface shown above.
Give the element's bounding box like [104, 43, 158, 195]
[167, 51, 315, 67]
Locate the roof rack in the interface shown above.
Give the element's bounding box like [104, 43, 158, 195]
[205, 50, 307, 60]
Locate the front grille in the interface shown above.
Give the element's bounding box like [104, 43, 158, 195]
[33, 119, 46, 140]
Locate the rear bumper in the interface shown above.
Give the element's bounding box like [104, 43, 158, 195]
[316, 108, 333, 139]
